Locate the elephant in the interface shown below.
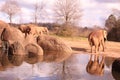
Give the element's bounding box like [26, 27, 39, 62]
[27, 24, 49, 37]
[36, 27, 49, 35]
[18, 25, 31, 38]
[0, 20, 10, 47]
[112, 58, 120, 80]
[88, 30, 107, 53]
[36, 35, 72, 62]
[0, 27, 25, 55]
[36, 35, 72, 52]
[1, 28, 11, 41]
[24, 43, 43, 64]
[86, 54, 105, 76]
[1, 28, 12, 54]
[42, 27, 49, 34]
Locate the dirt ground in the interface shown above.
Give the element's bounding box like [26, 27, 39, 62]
[61, 37, 120, 58]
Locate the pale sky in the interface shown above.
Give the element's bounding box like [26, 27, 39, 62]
[0, 0, 120, 27]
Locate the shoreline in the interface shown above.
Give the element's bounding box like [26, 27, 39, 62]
[61, 37, 120, 58]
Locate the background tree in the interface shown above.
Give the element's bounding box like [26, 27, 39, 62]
[32, 0, 47, 24]
[54, 0, 82, 25]
[105, 14, 120, 42]
[0, 0, 21, 24]
[105, 14, 117, 31]
[53, 0, 82, 37]
[116, 18, 120, 28]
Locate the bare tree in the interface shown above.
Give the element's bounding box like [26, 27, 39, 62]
[0, 0, 21, 24]
[112, 8, 120, 17]
[32, 0, 47, 24]
[54, 0, 82, 25]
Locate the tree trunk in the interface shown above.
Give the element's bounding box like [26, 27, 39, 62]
[9, 14, 12, 25]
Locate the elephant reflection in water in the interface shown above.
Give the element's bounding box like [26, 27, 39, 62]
[0, 52, 24, 71]
[86, 54, 105, 76]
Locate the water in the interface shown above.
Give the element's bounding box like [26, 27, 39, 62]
[0, 52, 118, 80]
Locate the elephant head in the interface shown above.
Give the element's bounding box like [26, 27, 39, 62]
[88, 30, 107, 53]
[0, 27, 25, 55]
[103, 30, 107, 41]
[18, 25, 31, 38]
[86, 54, 105, 76]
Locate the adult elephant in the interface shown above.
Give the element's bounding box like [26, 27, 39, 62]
[27, 24, 49, 37]
[88, 30, 107, 53]
[18, 25, 31, 38]
[0, 27, 25, 55]
[24, 43, 43, 63]
[86, 54, 105, 76]
[36, 35, 72, 62]
[36, 27, 49, 35]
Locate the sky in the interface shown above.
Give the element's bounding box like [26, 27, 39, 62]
[0, 0, 120, 27]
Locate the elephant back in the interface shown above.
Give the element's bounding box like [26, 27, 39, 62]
[0, 20, 10, 29]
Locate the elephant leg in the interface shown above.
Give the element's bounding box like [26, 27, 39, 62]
[101, 40, 105, 52]
[91, 46, 93, 53]
[95, 45, 98, 53]
[98, 43, 100, 51]
[2, 41, 9, 55]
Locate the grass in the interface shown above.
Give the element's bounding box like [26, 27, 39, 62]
[50, 34, 87, 41]
[50, 34, 120, 58]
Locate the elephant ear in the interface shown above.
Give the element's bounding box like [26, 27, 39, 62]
[103, 30, 107, 40]
[1, 28, 11, 41]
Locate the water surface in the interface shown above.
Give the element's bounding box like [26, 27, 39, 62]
[0, 52, 118, 80]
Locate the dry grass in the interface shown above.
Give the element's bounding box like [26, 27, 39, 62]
[53, 35, 120, 58]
